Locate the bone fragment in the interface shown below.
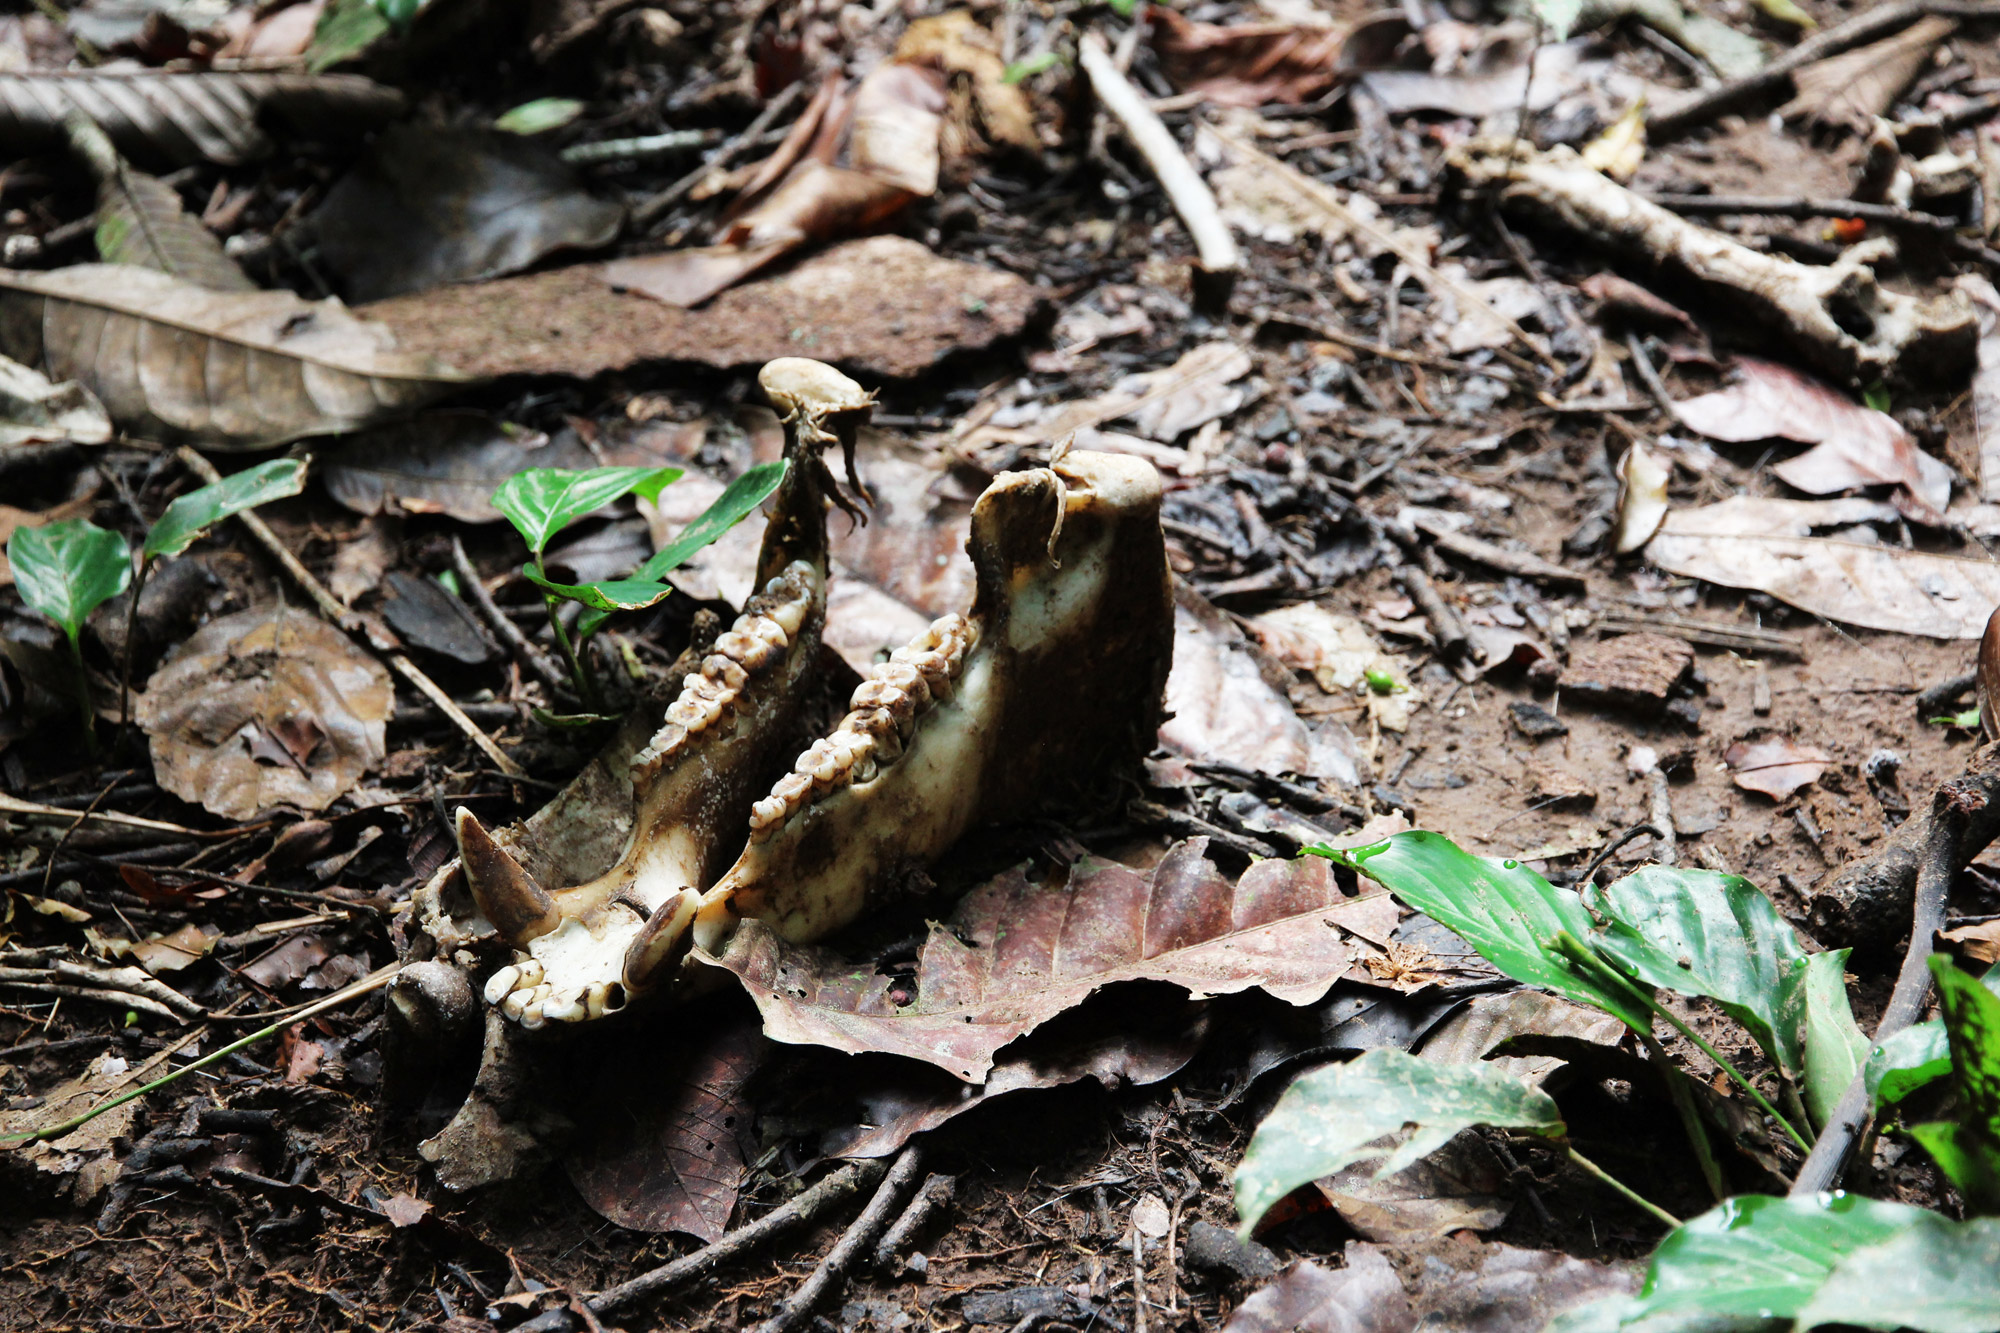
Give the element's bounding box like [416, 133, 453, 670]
[1446, 140, 1977, 385]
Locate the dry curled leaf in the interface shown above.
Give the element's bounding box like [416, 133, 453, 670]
[0, 69, 403, 167]
[137, 604, 392, 819]
[1671, 356, 1949, 521]
[893, 10, 1037, 155]
[1150, 6, 1398, 107]
[1779, 15, 1954, 134]
[711, 837, 1397, 1083]
[1725, 735, 1831, 799]
[0, 352, 110, 448]
[0, 264, 475, 449]
[1612, 439, 1670, 554]
[323, 414, 585, 522]
[1645, 496, 2000, 639]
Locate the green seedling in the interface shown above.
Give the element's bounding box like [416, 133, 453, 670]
[1929, 707, 1980, 729]
[491, 461, 786, 713]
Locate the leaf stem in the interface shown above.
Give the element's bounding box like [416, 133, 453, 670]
[544, 593, 597, 712]
[1566, 1147, 1681, 1229]
[1645, 992, 1812, 1153]
[116, 555, 151, 747]
[1643, 1032, 1727, 1203]
[0, 963, 399, 1147]
[64, 632, 98, 761]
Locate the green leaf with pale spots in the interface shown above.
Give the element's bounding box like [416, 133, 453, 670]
[1907, 955, 2000, 1212]
[1233, 1048, 1562, 1236]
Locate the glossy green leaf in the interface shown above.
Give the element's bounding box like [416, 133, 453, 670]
[1233, 1047, 1562, 1236]
[494, 98, 585, 135]
[522, 567, 674, 614]
[492, 466, 681, 556]
[1628, 1194, 1930, 1322]
[1585, 866, 1812, 1079]
[1865, 1021, 1951, 1109]
[1799, 1215, 2000, 1332]
[143, 458, 307, 560]
[1907, 955, 2000, 1212]
[1799, 949, 1868, 1130]
[8, 518, 130, 643]
[1308, 832, 1654, 1030]
[306, 0, 391, 71]
[576, 459, 785, 638]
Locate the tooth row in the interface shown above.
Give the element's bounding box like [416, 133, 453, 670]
[632, 561, 817, 784]
[748, 614, 976, 841]
[489, 969, 624, 1027]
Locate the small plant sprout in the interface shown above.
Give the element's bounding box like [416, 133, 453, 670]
[7, 458, 309, 758]
[491, 461, 787, 713]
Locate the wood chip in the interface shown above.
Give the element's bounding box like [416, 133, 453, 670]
[1558, 633, 1694, 714]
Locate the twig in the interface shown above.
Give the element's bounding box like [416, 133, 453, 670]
[561, 128, 719, 166]
[1567, 1148, 1680, 1228]
[1649, 1, 2000, 140]
[0, 791, 207, 839]
[0, 963, 398, 1146]
[1391, 563, 1471, 662]
[1793, 794, 1967, 1194]
[1646, 771, 1677, 868]
[448, 536, 569, 697]
[754, 1144, 926, 1333]
[1592, 610, 1805, 660]
[874, 1172, 956, 1271]
[1623, 332, 1678, 417]
[1914, 670, 1978, 718]
[1644, 193, 2000, 268]
[1078, 33, 1238, 310]
[0, 981, 182, 1021]
[1273, 310, 1516, 378]
[1404, 511, 1588, 588]
[515, 1161, 892, 1331]
[631, 80, 806, 230]
[174, 448, 522, 777]
[0, 959, 204, 1019]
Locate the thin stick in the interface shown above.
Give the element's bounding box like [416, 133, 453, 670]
[1078, 33, 1239, 306]
[631, 80, 806, 230]
[1793, 816, 1959, 1194]
[1567, 1148, 1681, 1228]
[0, 791, 203, 839]
[1649, 1, 2000, 140]
[174, 448, 522, 777]
[448, 536, 569, 696]
[0, 963, 398, 1146]
[873, 1172, 956, 1271]
[754, 1144, 926, 1333]
[561, 128, 718, 166]
[1645, 193, 2000, 268]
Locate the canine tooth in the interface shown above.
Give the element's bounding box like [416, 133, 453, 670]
[456, 809, 560, 947]
[483, 965, 521, 1007]
[621, 890, 701, 995]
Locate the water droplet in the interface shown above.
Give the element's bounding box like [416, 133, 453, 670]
[1502, 859, 1519, 870]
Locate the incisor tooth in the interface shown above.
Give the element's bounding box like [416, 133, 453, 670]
[519, 1001, 548, 1029]
[483, 965, 520, 1007]
[543, 993, 586, 1023]
[501, 988, 532, 1021]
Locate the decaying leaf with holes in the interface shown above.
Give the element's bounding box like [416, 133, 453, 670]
[137, 604, 392, 820]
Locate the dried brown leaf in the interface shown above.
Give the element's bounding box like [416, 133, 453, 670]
[0, 352, 111, 449]
[0, 69, 403, 167]
[129, 923, 214, 975]
[64, 117, 252, 292]
[1221, 1248, 1411, 1333]
[893, 10, 1037, 153]
[323, 414, 584, 522]
[317, 126, 625, 303]
[243, 934, 332, 989]
[1646, 497, 2000, 639]
[847, 63, 946, 196]
[1317, 1136, 1513, 1244]
[0, 264, 475, 449]
[1671, 356, 1949, 519]
[710, 838, 1394, 1082]
[1612, 440, 1670, 554]
[1780, 15, 1955, 134]
[138, 604, 392, 819]
[376, 1192, 433, 1227]
[1416, 990, 1627, 1087]
[1725, 735, 1831, 799]
[1150, 6, 1357, 107]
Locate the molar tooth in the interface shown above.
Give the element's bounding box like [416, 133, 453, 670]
[483, 965, 520, 1007]
[543, 992, 586, 1023]
[702, 656, 748, 692]
[667, 698, 708, 729]
[767, 596, 807, 637]
[803, 739, 843, 788]
[715, 630, 758, 662]
[773, 772, 814, 805]
[851, 680, 909, 712]
[852, 754, 878, 784]
[748, 616, 788, 650]
[751, 794, 789, 828]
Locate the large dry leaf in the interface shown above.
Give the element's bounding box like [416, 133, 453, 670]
[1150, 6, 1366, 107]
[0, 264, 475, 448]
[893, 10, 1037, 155]
[1645, 497, 2000, 639]
[65, 116, 253, 292]
[0, 69, 403, 167]
[324, 414, 590, 522]
[318, 126, 625, 303]
[137, 604, 392, 819]
[563, 1013, 758, 1239]
[1671, 356, 1949, 520]
[709, 838, 1400, 1082]
[1416, 990, 1628, 1088]
[1316, 1136, 1513, 1244]
[0, 352, 110, 448]
[1779, 15, 1954, 133]
[964, 342, 1253, 451]
[1358, 37, 1645, 118]
[1222, 1248, 1411, 1333]
[1725, 735, 1831, 799]
[367, 235, 1040, 382]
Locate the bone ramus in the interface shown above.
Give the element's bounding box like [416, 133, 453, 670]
[435, 358, 1172, 1033]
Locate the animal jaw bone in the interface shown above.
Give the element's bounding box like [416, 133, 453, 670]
[1446, 139, 1977, 386]
[479, 448, 1173, 1023]
[448, 358, 869, 1029]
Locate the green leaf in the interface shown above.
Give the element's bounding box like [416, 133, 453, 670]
[1930, 707, 1981, 729]
[494, 98, 585, 135]
[1907, 955, 2000, 1212]
[492, 466, 682, 556]
[306, 0, 391, 70]
[1233, 1047, 1562, 1235]
[522, 567, 674, 614]
[1799, 949, 1868, 1129]
[1003, 51, 1061, 83]
[1308, 832, 1654, 1030]
[143, 458, 307, 561]
[576, 459, 785, 638]
[1866, 1020, 1952, 1109]
[1798, 1215, 2000, 1332]
[1529, 0, 1583, 39]
[1585, 866, 1812, 1078]
[1863, 383, 1893, 413]
[7, 518, 131, 643]
[1624, 1194, 1931, 1322]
